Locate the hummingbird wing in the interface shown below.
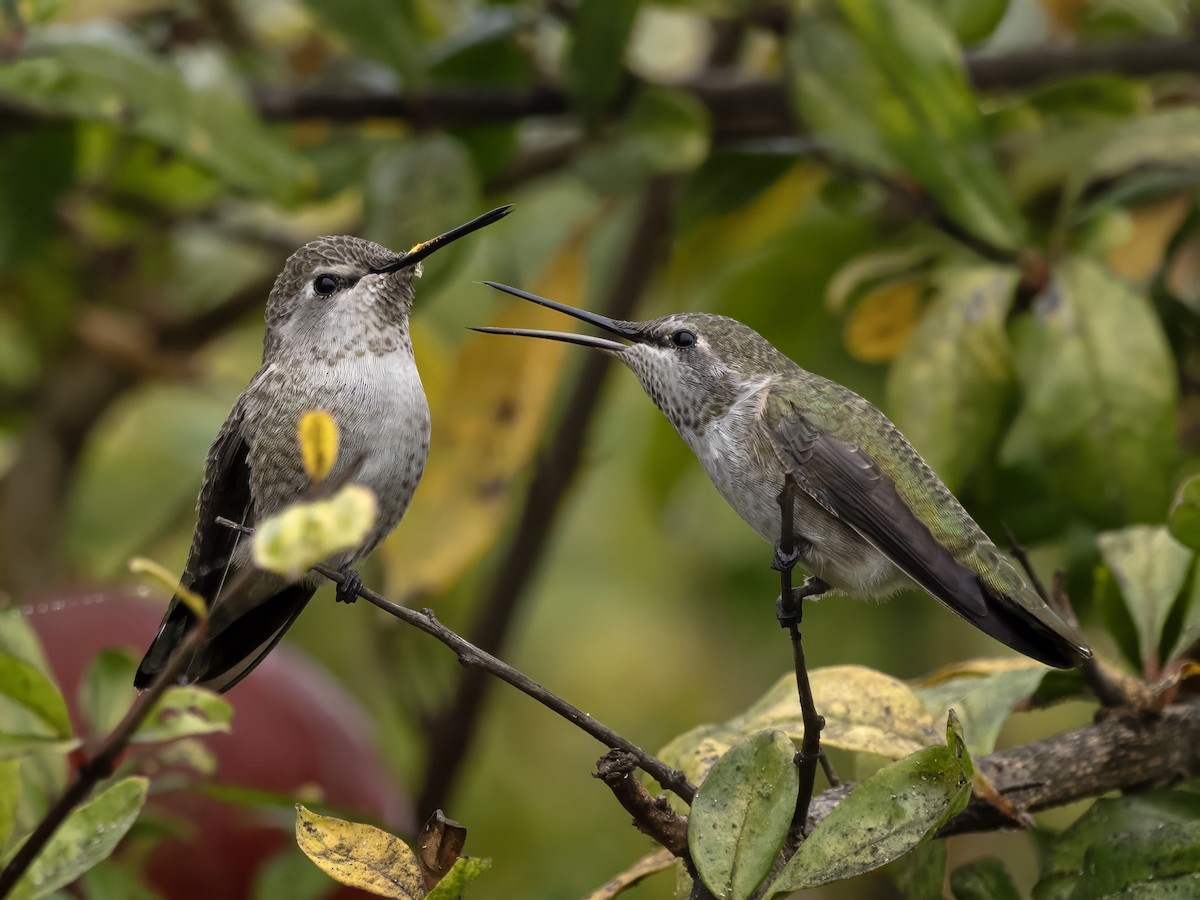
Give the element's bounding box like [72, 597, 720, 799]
[134, 403, 315, 692]
[766, 395, 1089, 668]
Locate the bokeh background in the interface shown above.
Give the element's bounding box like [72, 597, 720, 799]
[2, 0, 1198, 896]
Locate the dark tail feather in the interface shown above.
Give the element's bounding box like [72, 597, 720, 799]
[959, 579, 1088, 669]
[134, 584, 315, 692]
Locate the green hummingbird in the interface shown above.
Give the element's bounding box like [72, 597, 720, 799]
[475, 282, 1091, 669]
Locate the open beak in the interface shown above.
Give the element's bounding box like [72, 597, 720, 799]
[472, 281, 642, 352]
[369, 205, 514, 275]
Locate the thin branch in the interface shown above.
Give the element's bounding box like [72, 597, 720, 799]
[772, 475, 825, 846]
[415, 176, 678, 821]
[313, 564, 696, 804]
[0, 620, 209, 898]
[594, 751, 689, 856]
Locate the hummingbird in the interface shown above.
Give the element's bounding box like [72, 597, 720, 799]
[134, 206, 513, 692]
[474, 282, 1091, 669]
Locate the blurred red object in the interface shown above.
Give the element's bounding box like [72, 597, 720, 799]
[24, 588, 412, 900]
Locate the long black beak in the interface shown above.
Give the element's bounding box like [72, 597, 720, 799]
[472, 281, 642, 352]
[369, 205, 514, 275]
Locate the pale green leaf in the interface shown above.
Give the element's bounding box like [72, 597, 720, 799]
[688, 731, 798, 900]
[889, 265, 1018, 489]
[566, 0, 641, 119]
[0, 736, 80, 761]
[769, 715, 973, 891]
[1168, 475, 1200, 552]
[132, 686, 232, 744]
[78, 650, 136, 737]
[425, 857, 492, 900]
[4, 776, 147, 900]
[915, 660, 1048, 755]
[1097, 525, 1193, 671]
[295, 804, 426, 899]
[253, 484, 378, 579]
[1006, 256, 1178, 524]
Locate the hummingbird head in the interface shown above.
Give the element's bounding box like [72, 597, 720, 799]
[263, 206, 513, 361]
[474, 282, 792, 430]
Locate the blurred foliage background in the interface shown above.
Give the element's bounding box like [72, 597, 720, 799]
[1, 0, 1199, 896]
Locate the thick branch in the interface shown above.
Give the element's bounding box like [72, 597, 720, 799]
[803, 701, 1200, 835]
[415, 176, 678, 821]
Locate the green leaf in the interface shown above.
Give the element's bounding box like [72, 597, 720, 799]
[0, 27, 309, 201]
[925, 0, 1009, 44]
[888, 264, 1018, 490]
[1097, 525, 1193, 671]
[888, 837, 947, 900]
[0, 612, 51, 674]
[1070, 822, 1200, 899]
[0, 735, 79, 762]
[1005, 256, 1178, 524]
[79, 650, 137, 737]
[951, 857, 1022, 900]
[300, 0, 425, 83]
[1067, 108, 1200, 221]
[565, 0, 641, 120]
[1167, 567, 1200, 662]
[132, 686, 232, 744]
[575, 86, 711, 194]
[1033, 791, 1200, 900]
[789, 0, 1025, 252]
[0, 758, 20, 847]
[362, 134, 481, 293]
[4, 776, 147, 900]
[769, 715, 973, 891]
[0, 652, 72, 740]
[252, 847, 338, 900]
[688, 730, 798, 900]
[294, 804, 426, 899]
[915, 661, 1048, 756]
[1169, 475, 1200, 552]
[79, 859, 162, 900]
[425, 856, 492, 899]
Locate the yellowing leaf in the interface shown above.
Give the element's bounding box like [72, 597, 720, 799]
[253, 485, 378, 579]
[1107, 195, 1191, 283]
[129, 557, 207, 620]
[379, 234, 583, 600]
[298, 410, 339, 482]
[842, 277, 922, 362]
[295, 803, 427, 899]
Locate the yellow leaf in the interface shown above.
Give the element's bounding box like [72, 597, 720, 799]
[1107, 194, 1191, 283]
[298, 410, 339, 482]
[744, 665, 941, 758]
[253, 485, 377, 579]
[128, 557, 207, 620]
[295, 804, 427, 899]
[842, 276, 922, 363]
[378, 232, 584, 600]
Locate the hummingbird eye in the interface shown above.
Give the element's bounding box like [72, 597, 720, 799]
[313, 274, 339, 296]
[671, 329, 696, 348]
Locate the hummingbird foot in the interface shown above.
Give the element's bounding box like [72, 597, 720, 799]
[771, 538, 811, 574]
[777, 576, 830, 627]
[335, 568, 363, 604]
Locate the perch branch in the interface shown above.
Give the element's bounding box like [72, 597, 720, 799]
[313, 564, 697, 804]
[772, 475, 827, 845]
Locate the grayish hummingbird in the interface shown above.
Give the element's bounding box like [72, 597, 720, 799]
[474, 282, 1091, 669]
[134, 206, 513, 692]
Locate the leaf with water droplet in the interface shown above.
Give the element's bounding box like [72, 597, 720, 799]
[2, 776, 147, 900]
[689, 730, 798, 900]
